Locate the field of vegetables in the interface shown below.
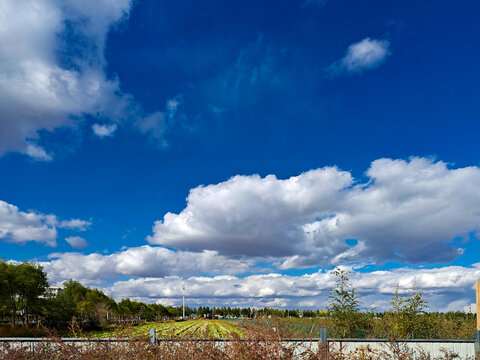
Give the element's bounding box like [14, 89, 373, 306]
[86, 320, 245, 338]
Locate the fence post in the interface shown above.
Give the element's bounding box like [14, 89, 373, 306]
[150, 328, 156, 344]
[320, 327, 327, 345]
[475, 330, 480, 360]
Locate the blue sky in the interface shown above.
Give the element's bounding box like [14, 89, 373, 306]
[0, 0, 479, 310]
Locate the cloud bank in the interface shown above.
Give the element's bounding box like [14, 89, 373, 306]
[43, 245, 254, 283]
[148, 157, 480, 267]
[106, 264, 480, 311]
[41, 260, 480, 311]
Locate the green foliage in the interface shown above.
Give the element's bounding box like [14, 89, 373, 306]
[60, 279, 115, 327]
[386, 285, 429, 338]
[117, 298, 145, 321]
[327, 267, 363, 337]
[327, 267, 360, 314]
[0, 261, 48, 327]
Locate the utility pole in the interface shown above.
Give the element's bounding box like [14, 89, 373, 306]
[182, 283, 186, 320]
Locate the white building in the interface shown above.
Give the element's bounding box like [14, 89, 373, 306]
[40, 286, 64, 299]
[463, 304, 476, 314]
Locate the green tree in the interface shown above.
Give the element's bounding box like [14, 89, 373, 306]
[41, 293, 77, 328]
[117, 298, 146, 323]
[62, 279, 115, 326]
[14, 263, 48, 327]
[327, 267, 362, 337]
[388, 285, 428, 338]
[0, 261, 16, 325]
[0, 261, 48, 327]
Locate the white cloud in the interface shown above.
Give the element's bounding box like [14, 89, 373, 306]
[0, 200, 90, 246]
[37, 251, 480, 310]
[327, 38, 390, 76]
[148, 166, 352, 257]
[0, 201, 57, 246]
[92, 123, 117, 138]
[42, 245, 254, 284]
[57, 218, 91, 231]
[0, 0, 175, 158]
[148, 157, 480, 266]
[0, 0, 134, 157]
[65, 236, 89, 249]
[25, 144, 53, 162]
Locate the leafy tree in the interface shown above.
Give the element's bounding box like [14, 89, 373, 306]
[327, 267, 362, 337]
[41, 294, 77, 328]
[62, 279, 115, 326]
[117, 298, 145, 322]
[14, 263, 49, 327]
[0, 261, 48, 327]
[388, 285, 428, 338]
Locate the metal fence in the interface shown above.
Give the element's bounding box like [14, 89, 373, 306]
[0, 335, 477, 359]
[327, 338, 475, 359]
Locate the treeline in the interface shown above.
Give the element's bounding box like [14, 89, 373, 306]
[0, 262, 186, 328]
[0, 262, 196, 329]
[0, 262, 317, 330]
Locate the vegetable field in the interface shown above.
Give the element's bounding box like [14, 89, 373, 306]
[86, 320, 245, 338]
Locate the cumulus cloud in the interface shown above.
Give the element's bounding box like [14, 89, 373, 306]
[42, 245, 254, 284]
[0, 200, 90, 246]
[92, 123, 117, 138]
[148, 157, 480, 267]
[148, 166, 352, 257]
[327, 38, 390, 76]
[65, 236, 89, 249]
[103, 264, 480, 311]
